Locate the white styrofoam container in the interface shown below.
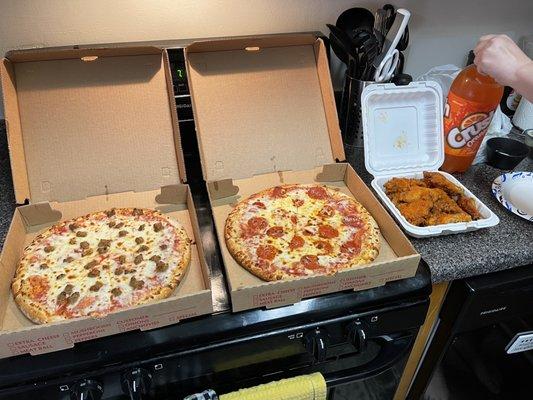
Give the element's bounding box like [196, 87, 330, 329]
[361, 81, 499, 238]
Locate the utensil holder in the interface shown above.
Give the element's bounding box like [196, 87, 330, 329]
[340, 74, 373, 153]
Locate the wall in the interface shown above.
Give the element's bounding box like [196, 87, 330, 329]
[1, 0, 531, 117]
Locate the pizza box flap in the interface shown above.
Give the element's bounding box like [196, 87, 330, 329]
[185, 34, 344, 182]
[1, 46, 185, 204]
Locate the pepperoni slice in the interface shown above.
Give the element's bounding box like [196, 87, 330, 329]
[334, 200, 357, 214]
[319, 205, 335, 218]
[289, 235, 305, 250]
[318, 224, 339, 238]
[301, 255, 321, 270]
[292, 198, 304, 207]
[256, 244, 277, 261]
[266, 226, 284, 238]
[252, 201, 266, 209]
[343, 215, 363, 228]
[247, 217, 268, 230]
[272, 186, 287, 198]
[315, 240, 333, 253]
[291, 215, 298, 224]
[307, 186, 327, 200]
[341, 237, 362, 255]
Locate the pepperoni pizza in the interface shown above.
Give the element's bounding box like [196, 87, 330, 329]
[224, 184, 380, 281]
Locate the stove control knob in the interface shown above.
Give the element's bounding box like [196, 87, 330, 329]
[304, 328, 330, 363]
[346, 321, 367, 353]
[121, 367, 152, 400]
[70, 379, 104, 400]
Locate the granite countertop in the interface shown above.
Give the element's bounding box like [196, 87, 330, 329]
[412, 159, 533, 282]
[0, 122, 14, 248]
[0, 120, 531, 283]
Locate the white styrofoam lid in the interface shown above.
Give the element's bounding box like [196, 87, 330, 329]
[362, 81, 444, 177]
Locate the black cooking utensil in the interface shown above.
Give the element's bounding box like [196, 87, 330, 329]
[351, 29, 370, 77]
[396, 26, 409, 51]
[345, 28, 379, 80]
[342, 30, 379, 147]
[328, 24, 349, 65]
[357, 34, 380, 80]
[373, 8, 387, 29]
[328, 23, 360, 134]
[332, 7, 380, 147]
[327, 24, 359, 75]
[336, 7, 375, 37]
[383, 4, 396, 30]
[381, 4, 409, 52]
[374, 8, 387, 49]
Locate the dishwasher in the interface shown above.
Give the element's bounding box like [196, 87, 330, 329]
[408, 262, 533, 399]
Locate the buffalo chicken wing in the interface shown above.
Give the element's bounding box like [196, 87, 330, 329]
[385, 172, 481, 227]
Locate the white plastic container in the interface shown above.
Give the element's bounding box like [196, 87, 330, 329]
[361, 81, 499, 238]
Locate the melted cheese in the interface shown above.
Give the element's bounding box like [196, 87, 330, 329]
[16, 209, 187, 320]
[235, 186, 365, 275]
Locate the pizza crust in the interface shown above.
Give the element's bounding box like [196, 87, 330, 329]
[12, 294, 55, 324]
[225, 184, 381, 281]
[224, 241, 287, 281]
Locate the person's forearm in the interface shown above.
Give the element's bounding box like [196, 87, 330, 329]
[513, 61, 533, 103]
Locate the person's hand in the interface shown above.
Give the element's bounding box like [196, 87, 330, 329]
[474, 34, 532, 87]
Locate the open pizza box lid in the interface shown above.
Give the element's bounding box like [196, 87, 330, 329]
[361, 82, 499, 237]
[185, 34, 345, 181]
[184, 35, 421, 312]
[0, 46, 214, 358]
[1, 46, 185, 205]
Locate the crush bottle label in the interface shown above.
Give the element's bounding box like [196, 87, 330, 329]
[444, 92, 496, 156]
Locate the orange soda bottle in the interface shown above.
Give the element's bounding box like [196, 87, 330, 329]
[441, 64, 504, 173]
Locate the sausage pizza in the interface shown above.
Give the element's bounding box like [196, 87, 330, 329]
[12, 208, 191, 324]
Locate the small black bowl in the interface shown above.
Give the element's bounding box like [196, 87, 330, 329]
[486, 137, 529, 170]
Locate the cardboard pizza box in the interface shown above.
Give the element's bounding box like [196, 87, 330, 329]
[184, 34, 421, 312]
[0, 46, 213, 358]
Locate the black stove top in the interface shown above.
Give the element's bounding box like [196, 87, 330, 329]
[0, 180, 431, 399]
[0, 41, 432, 400]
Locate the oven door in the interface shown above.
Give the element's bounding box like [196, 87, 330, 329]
[323, 332, 415, 399]
[0, 328, 419, 400]
[0, 293, 428, 400]
[170, 329, 418, 400]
